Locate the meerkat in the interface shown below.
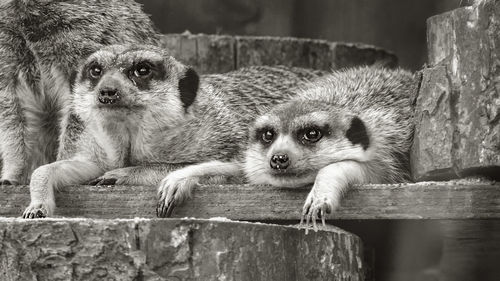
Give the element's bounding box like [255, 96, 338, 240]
[244, 67, 419, 230]
[156, 67, 418, 231]
[0, 0, 160, 186]
[22, 44, 323, 218]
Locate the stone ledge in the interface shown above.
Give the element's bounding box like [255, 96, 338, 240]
[161, 33, 398, 74]
[0, 218, 364, 281]
[411, 0, 500, 181]
[1, 180, 498, 220]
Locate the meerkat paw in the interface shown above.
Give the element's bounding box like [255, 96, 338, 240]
[300, 189, 339, 233]
[156, 171, 199, 218]
[22, 201, 55, 219]
[88, 167, 135, 186]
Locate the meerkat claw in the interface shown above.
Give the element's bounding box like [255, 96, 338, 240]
[156, 187, 177, 218]
[165, 201, 176, 218]
[156, 195, 166, 217]
[22, 205, 48, 219]
[96, 178, 118, 186]
[300, 202, 314, 234]
[163, 188, 178, 217]
[320, 208, 326, 227]
[301, 197, 331, 233]
[155, 197, 165, 217]
[311, 212, 317, 232]
[87, 178, 100, 185]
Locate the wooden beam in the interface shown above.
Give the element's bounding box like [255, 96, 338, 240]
[1, 181, 498, 220]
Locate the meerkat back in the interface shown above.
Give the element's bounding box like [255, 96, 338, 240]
[0, 0, 160, 185]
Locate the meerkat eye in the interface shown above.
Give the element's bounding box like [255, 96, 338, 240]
[89, 65, 102, 78]
[261, 129, 275, 144]
[133, 63, 152, 77]
[301, 128, 323, 143]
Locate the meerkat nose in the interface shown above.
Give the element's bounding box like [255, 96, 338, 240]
[270, 154, 290, 170]
[98, 88, 121, 105]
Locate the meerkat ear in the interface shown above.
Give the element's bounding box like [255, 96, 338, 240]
[178, 67, 199, 111]
[345, 116, 370, 150]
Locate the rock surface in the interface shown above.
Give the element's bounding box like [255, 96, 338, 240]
[411, 0, 500, 181]
[161, 33, 397, 74]
[0, 218, 365, 281]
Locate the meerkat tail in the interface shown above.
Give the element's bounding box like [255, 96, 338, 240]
[23, 159, 103, 218]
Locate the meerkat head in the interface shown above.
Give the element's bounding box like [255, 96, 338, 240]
[244, 100, 372, 188]
[72, 45, 199, 128]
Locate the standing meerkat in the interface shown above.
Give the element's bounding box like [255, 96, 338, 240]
[0, 0, 160, 185]
[158, 67, 418, 230]
[23, 45, 323, 218]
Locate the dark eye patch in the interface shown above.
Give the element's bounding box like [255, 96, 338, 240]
[80, 60, 103, 89]
[254, 126, 277, 145]
[127, 60, 166, 91]
[295, 124, 330, 145]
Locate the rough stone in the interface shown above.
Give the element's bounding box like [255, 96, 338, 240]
[0, 218, 365, 281]
[411, 66, 455, 180]
[160, 33, 398, 74]
[411, 0, 500, 181]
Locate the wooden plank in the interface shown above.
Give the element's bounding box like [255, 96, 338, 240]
[1, 181, 498, 220]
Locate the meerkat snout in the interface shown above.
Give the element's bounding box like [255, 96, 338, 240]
[270, 153, 290, 170]
[95, 72, 126, 106]
[98, 88, 121, 105]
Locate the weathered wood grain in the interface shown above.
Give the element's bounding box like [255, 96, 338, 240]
[160, 33, 398, 74]
[0, 218, 365, 281]
[1, 181, 498, 220]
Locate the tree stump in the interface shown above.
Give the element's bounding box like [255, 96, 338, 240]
[0, 218, 365, 281]
[161, 33, 398, 74]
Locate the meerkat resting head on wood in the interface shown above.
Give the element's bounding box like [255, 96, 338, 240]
[245, 67, 419, 230]
[157, 67, 418, 231]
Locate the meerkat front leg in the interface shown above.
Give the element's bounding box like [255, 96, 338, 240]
[301, 160, 373, 232]
[22, 159, 103, 218]
[156, 161, 243, 217]
[88, 164, 188, 186]
[0, 77, 32, 185]
[0, 117, 27, 185]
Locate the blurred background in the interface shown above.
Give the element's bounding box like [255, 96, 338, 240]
[137, 0, 464, 70]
